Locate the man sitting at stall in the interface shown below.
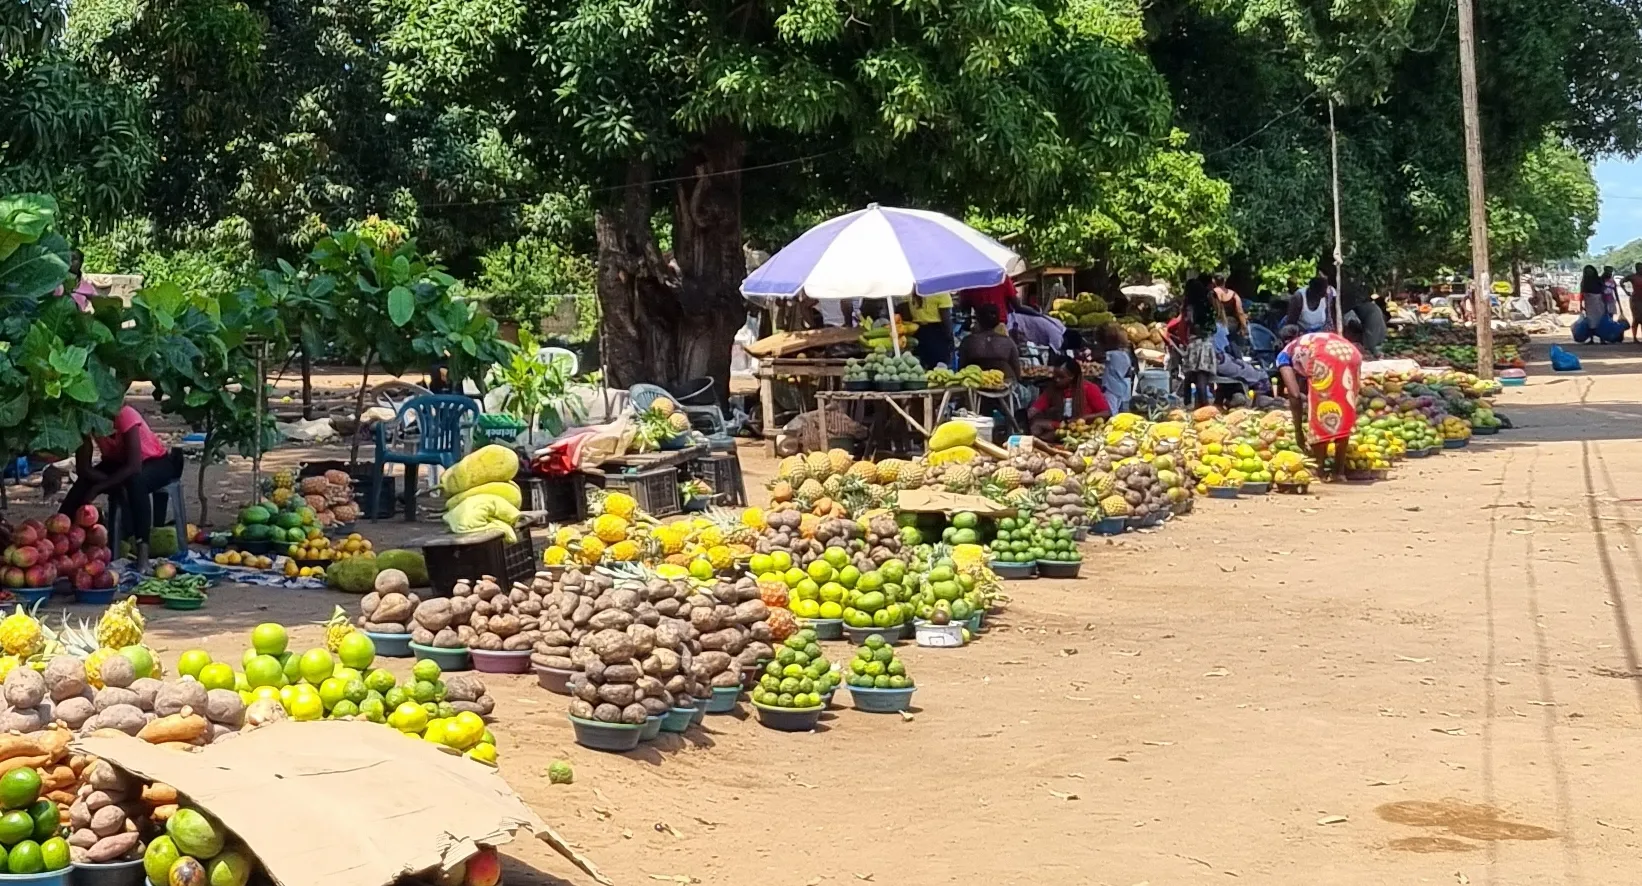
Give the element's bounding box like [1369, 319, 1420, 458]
[1027, 355, 1110, 441]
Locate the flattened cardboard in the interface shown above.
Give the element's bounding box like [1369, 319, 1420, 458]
[75, 720, 608, 886]
[894, 487, 1014, 517]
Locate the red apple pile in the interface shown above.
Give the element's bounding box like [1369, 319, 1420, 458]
[1, 505, 115, 591]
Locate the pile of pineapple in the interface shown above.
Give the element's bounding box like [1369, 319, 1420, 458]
[542, 491, 763, 574]
[0, 598, 155, 686]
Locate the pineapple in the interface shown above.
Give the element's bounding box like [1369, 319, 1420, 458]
[875, 459, 904, 484]
[272, 469, 295, 489]
[84, 647, 119, 689]
[827, 448, 854, 476]
[823, 474, 844, 497]
[603, 492, 639, 520]
[609, 540, 640, 562]
[707, 545, 733, 570]
[650, 397, 676, 417]
[577, 536, 606, 565]
[777, 456, 802, 479]
[797, 478, 825, 502]
[96, 598, 146, 650]
[543, 545, 570, 565]
[0, 606, 43, 659]
[321, 606, 354, 652]
[992, 466, 1022, 490]
[803, 451, 831, 479]
[1100, 495, 1132, 517]
[1041, 468, 1067, 486]
[848, 460, 878, 482]
[593, 514, 630, 543]
[654, 523, 689, 554]
[740, 507, 767, 531]
[895, 462, 926, 489]
[667, 412, 691, 433]
[553, 525, 581, 549]
[942, 464, 975, 492]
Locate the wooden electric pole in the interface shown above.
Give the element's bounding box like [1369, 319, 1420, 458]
[1328, 99, 1345, 332]
[1456, 0, 1495, 377]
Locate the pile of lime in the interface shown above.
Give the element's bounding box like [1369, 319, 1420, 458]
[845, 636, 913, 690]
[0, 768, 68, 875]
[750, 629, 838, 710]
[939, 511, 982, 545]
[988, 516, 1041, 564]
[1033, 516, 1082, 562]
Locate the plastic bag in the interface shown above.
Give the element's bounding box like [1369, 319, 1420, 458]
[443, 494, 520, 542]
[1549, 345, 1582, 372]
[445, 480, 522, 510]
[1598, 316, 1627, 343]
[1572, 316, 1592, 343]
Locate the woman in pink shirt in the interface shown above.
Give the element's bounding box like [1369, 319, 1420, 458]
[60, 405, 177, 569]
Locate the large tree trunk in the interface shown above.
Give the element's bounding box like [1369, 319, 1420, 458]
[597, 126, 747, 401]
[299, 341, 314, 421]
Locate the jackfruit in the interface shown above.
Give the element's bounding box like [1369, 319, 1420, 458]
[439, 444, 520, 497]
[928, 421, 978, 452]
[443, 493, 521, 542]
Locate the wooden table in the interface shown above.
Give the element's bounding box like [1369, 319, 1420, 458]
[755, 358, 851, 455]
[813, 388, 966, 458]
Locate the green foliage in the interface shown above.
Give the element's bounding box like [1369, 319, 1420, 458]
[0, 296, 126, 458]
[1487, 136, 1598, 265]
[0, 195, 72, 301]
[308, 229, 513, 385]
[474, 237, 597, 342]
[74, 216, 256, 301]
[488, 329, 588, 437]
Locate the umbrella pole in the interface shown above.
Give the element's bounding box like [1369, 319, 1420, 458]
[887, 298, 902, 357]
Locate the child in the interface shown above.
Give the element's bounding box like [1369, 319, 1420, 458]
[1098, 323, 1133, 414]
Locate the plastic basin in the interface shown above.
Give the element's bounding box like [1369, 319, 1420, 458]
[71, 859, 142, 886]
[1406, 448, 1432, 458]
[161, 597, 204, 611]
[845, 684, 916, 714]
[1241, 482, 1270, 495]
[75, 590, 117, 606]
[752, 702, 824, 732]
[13, 588, 51, 606]
[567, 715, 642, 752]
[0, 871, 70, 886]
[842, 624, 903, 646]
[989, 561, 1036, 580]
[1207, 486, 1240, 499]
[470, 649, 531, 674]
[409, 643, 472, 672]
[1443, 438, 1468, 449]
[535, 666, 574, 695]
[1036, 559, 1082, 579]
[914, 621, 965, 648]
[365, 632, 414, 658]
[1500, 376, 1526, 386]
[1274, 482, 1311, 495]
[690, 701, 706, 725]
[660, 706, 695, 733]
[705, 685, 742, 714]
[639, 715, 664, 741]
[1093, 517, 1127, 536]
[966, 612, 983, 633]
[798, 618, 843, 640]
[1472, 425, 1499, 436]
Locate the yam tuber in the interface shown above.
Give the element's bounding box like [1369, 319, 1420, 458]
[137, 713, 207, 745]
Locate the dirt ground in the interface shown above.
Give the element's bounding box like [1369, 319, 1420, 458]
[7, 342, 1642, 885]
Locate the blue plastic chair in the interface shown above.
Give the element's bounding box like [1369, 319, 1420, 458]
[1247, 323, 1280, 368]
[370, 394, 480, 521]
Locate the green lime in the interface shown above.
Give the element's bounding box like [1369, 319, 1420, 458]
[6, 839, 42, 874]
[38, 836, 66, 871]
[0, 811, 31, 845]
[0, 770, 40, 812]
[26, 801, 56, 842]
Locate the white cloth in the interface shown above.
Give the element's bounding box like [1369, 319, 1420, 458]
[817, 298, 858, 327]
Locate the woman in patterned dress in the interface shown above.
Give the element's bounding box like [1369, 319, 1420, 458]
[1276, 320, 1365, 482]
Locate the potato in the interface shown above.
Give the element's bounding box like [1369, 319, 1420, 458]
[450, 696, 494, 717]
[592, 703, 622, 723]
[413, 598, 454, 631]
[642, 648, 680, 678]
[43, 657, 87, 703]
[448, 595, 475, 620]
[154, 681, 207, 718]
[68, 828, 98, 849]
[692, 651, 733, 679]
[375, 592, 414, 624]
[489, 614, 521, 638]
[531, 654, 574, 670]
[207, 723, 236, 743]
[489, 595, 511, 615]
[654, 598, 680, 618]
[597, 683, 636, 707]
[443, 674, 486, 703]
[587, 629, 636, 664]
[689, 607, 722, 633]
[85, 760, 126, 792]
[98, 655, 136, 689]
[587, 609, 632, 632]
[603, 663, 641, 684]
[128, 678, 162, 711]
[640, 696, 671, 716]
[199, 689, 245, 727]
[455, 625, 479, 646]
[432, 628, 463, 649]
[620, 703, 648, 725]
[474, 577, 503, 600]
[362, 621, 408, 634]
[709, 670, 742, 688]
[86, 831, 140, 862]
[88, 705, 145, 736]
[374, 568, 410, 596]
[748, 621, 773, 643]
[570, 601, 594, 626]
[474, 599, 494, 619]
[89, 804, 126, 837]
[151, 803, 177, 822]
[0, 709, 43, 734]
[568, 699, 595, 719]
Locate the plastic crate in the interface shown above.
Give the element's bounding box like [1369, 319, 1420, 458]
[690, 452, 746, 507]
[520, 475, 587, 522]
[422, 521, 539, 598]
[600, 466, 681, 518]
[476, 415, 526, 443]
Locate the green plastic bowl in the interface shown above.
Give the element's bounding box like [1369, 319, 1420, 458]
[705, 685, 742, 714]
[798, 618, 844, 640]
[160, 597, 205, 611]
[752, 702, 824, 732]
[567, 715, 642, 752]
[364, 631, 413, 658]
[842, 624, 903, 646]
[844, 684, 915, 714]
[639, 715, 664, 741]
[409, 642, 472, 672]
[660, 705, 695, 733]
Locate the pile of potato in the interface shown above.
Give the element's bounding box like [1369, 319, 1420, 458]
[355, 568, 419, 634]
[404, 575, 545, 652]
[65, 760, 174, 864]
[24, 658, 240, 745]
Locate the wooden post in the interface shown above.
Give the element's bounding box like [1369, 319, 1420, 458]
[1457, 0, 1495, 376]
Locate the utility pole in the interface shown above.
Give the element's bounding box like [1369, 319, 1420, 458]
[1328, 99, 1345, 332]
[1456, 0, 1495, 377]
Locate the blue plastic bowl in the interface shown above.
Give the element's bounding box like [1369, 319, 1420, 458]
[12, 588, 51, 606]
[1443, 438, 1468, 449]
[660, 705, 695, 733]
[966, 612, 983, 633]
[567, 715, 642, 752]
[1500, 376, 1526, 386]
[842, 624, 904, 646]
[845, 684, 916, 714]
[751, 702, 824, 732]
[1406, 448, 1432, 458]
[1093, 517, 1127, 536]
[75, 590, 117, 606]
[988, 561, 1036, 580]
[0, 870, 71, 886]
[705, 685, 742, 714]
[365, 632, 414, 658]
[409, 642, 471, 672]
[1241, 482, 1270, 495]
[1208, 486, 1240, 499]
[639, 715, 664, 741]
[691, 701, 706, 725]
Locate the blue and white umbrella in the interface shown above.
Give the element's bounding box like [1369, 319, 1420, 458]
[741, 204, 1024, 302]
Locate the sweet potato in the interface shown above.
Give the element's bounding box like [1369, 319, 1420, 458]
[151, 803, 176, 822]
[141, 783, 178, 805]
[67, 829, 98, 849]
[41, 765, 73, 792]
[138, 713, 207, 744]
[45, 790, 74, 806]
[0, 754, 50, 777]
[86, 832, 140, 862]
[89, 804, 126, 837]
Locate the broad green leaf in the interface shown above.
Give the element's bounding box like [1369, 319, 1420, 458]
[388, 286, 415, 326]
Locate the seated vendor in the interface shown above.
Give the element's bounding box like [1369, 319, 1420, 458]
[957, 304, 1021, 382]
[1027, 354, 1110, 441]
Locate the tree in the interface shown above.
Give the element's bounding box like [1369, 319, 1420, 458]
[378, 0, 1174, 392]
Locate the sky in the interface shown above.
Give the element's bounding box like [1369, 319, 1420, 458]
[1590, 156, 1642, 255]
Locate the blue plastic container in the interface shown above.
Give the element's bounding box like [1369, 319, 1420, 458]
[409, 642, 471, 672]
[660, 705, 695, 733]
[0, 870, 71, 886]
[1443, 438, 1468, 450]
[71, 858, 142, 886]
[1092, 517, 1127, 536]
[567, 715, 642, 752]
[705, 685, 742, 714]
[75, 590, 117, 606]
[988, 561, 1035, 580]
[845, 684, 916, 714]
[12, 588, 51, 606]
[1208, 486, 1240, 499]
[639, 715, 664, 741]
[365, 631, 414, 658]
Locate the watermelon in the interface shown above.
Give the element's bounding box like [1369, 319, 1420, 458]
[272, 511, 303, 530]
[238, 506, 271, 525]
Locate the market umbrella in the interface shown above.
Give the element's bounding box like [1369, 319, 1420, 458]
[742, 204, 1022, 356]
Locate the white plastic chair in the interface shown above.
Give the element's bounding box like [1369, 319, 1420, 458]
[538, 347, 578, 375]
